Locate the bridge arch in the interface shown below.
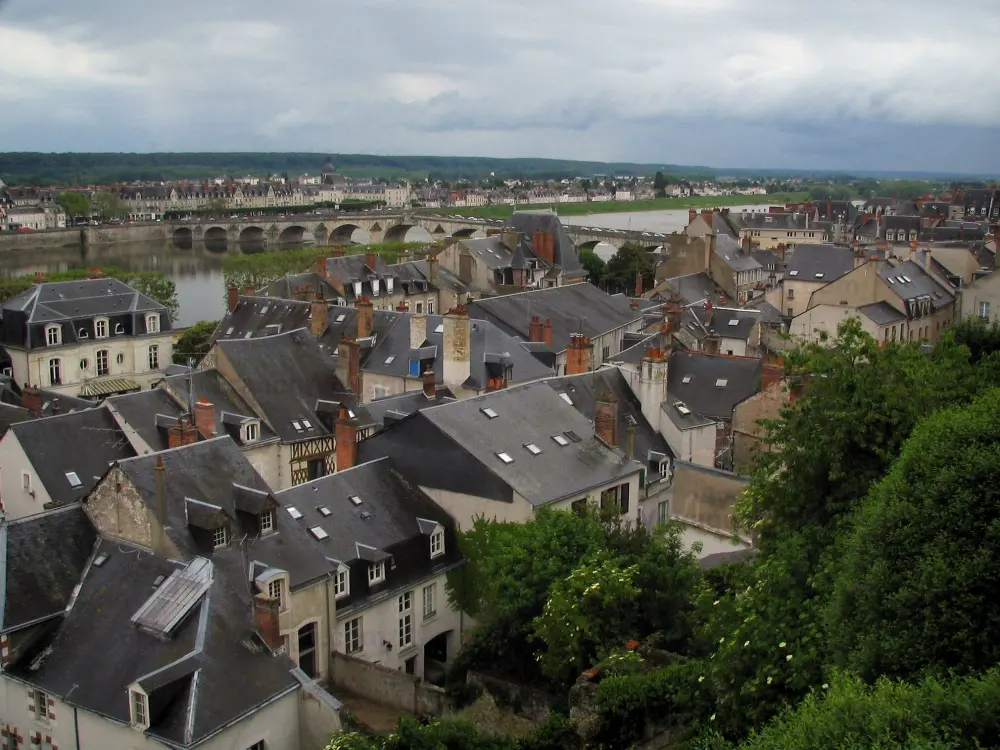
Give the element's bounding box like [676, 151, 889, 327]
[452, 227, 478, 239]
[576, 240, 602, 253]
[204, 226, 228, 243]
[278, 225, 310, 245]
[383, 224, 415, 243]
[330, 223, 363, 244]
[239, 226, 265, 243]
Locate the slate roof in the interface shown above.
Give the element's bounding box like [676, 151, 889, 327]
[116, 437, 336, 590]
[731, 212, 810, 231]
[457, 236, 513, 271]
[543, 368, 671, 465]
[610, 333, 659, 365]
[364, 386, 457, 430]
[858, 301, 906, 326]
[10, 406, 137, 509]
[7, 537, 299, 748]
[744, 297, 784, 326]
[783, 244, 855, 282]
[469, 284, 642, 354]
[360, 310, 555, 389]
[714, 234, 760, 273]
[360, 380, 641, 507]
[161, 369, 279, 445]
[508, 210, 584, 276]
[666, 351, 763, 421]
[0, 505, 98, 632]
[685, 305, 759, 342]
[213, 328, 369, 442]
[656, 272, 723, 306]
[877, 260, 955, 310]
[107, 387, 186, 452]
[265, 272, 343, 304]
[214, 296, 359, 352]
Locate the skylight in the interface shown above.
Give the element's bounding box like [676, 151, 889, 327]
[66, 471, 83, 488]
[887, 277, 896, 284]
[559, 392, 573, 405]
[525, 443, 542, 455]
[681, 375, 692, 384]
[349, 495, 363, 506]
[348, 410, 355, 419]
[564, 430, 582, 443]
[292, 421, 303, 431]
[481, 407, 498, 419]
[434, 324, 444, 334]
[552, 434, 569, 446]
[676, 403, 691, 416]
[335, 314, 346, 323]
[319, 506, 332, 516]
[715, 378, 728, 387]
[243, 332, 253, 339]
[814, 273, 824, 279]
[497, 452, 514, 464]
[310, 526, 330, 540]
[93, 553, 109, 567]
[287, 506, 303, 519]
[385, 355, 395, 364]
[225, 327, 234, 335]
[302, 419, 312, 429]
[788, 270, 799, 276]
[727, 319, 739, 327]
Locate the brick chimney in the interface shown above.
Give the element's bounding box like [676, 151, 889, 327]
[635, 270, 644, 298]
[422, 368, 436, 399]
[565, 333, 593, 375]
[193, 396, 215, 439]
[365, 250, 378, 270]
[331, 249, 345, 258]
[700, 209, 713, 226]
[427, 253, 438, 285]
[168, 417, 198, 448]
[396, 300, 409, 312]
[153, 454, 167, 553]
[625, 419, 635, 460]
[442, 302, 471, 387]
[243, 286, 254, 297]
[705, 300, 714, 326]
[337, 338, 363, 396]
[688, 207, 697, 224]
[534, 230, 555, 265]
[311, 297, 327, 337]
[335, 407, 357, 471]
[315, 256, 327, 279]
[227, 286, 239, 313]
[85, 268, 104, 279]
[253, 592, 282, 651]
[543, 318, 553, 346]
[21, 385, 42, 417]
[355, 296, 374, 339]
[594, 388, 619, 447]
[528, 315, 545, 343]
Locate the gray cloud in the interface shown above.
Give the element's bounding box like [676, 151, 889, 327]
[1, 0, 1000, 172]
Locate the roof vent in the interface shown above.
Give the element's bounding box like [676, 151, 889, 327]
[349, 495, 363, 506]
[309, 526, 329, 540]
[360, 511, 372, 520]
[93, 553, 109, 567]
[675, 402, 691, 416]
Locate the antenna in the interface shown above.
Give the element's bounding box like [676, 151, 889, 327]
[186, 357, 196, 419]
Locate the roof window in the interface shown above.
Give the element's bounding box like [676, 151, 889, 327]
[681, 375, 692, 384]
[319, 506, 332, 516]
[564, 430, 582, 443]
[559, 392, 573, 405]
[788, 270, 799, 276]
[552, 434, 569, 446]
[434, 324, 444, 334]
[66, 471, 83, 488]
[335, 314, 346, 323]
[480, 407, 498, 419]
[349, 494, 363, 506]
[292, 420, 303, 431]
[675, 402, 691, 415]
[93, 553, 109, 567]
[497, 452, 514, 464]
[525, 443, 541, 455]
[385, 355, 395, 365]
[715, 378, 728, 387]
[302, 419, 312, 429]
[287, 506, 303, 519]
[727, 319, 739, 327]
[309, 526, 329, 540]
[225, 326, 234, 335]
[814, 273, 824, 279]
[243, 332, 253, 339]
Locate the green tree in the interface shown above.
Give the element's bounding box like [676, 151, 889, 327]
[653, 171, 668, 198]
[578, 248, 606, 284]
[124, 272, 180, 321]
[172, 320, 218, 364]
[55, 191, 91, 218]
[601, 243, 655, 295]
[91, 191, 127, 221]
[828, 388, 1000, 682]
[945, 316, 1000, 364]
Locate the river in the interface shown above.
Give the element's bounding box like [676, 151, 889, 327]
[4, 205, 770, 328]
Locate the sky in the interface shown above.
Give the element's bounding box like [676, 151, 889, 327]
[2, 0, 1000, 173]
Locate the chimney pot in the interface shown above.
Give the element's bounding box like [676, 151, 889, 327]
[193, 397, 215, 439]
[227, 286, 239, 313]
[168, 416, 198, 448]
[422, 368, 436, 399]
[253, 592, 283, 651]
[335, 407, 357, 471]
[355, 296, 374, 339]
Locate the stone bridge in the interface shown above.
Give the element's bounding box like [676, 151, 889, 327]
[166, 211, 669, 251]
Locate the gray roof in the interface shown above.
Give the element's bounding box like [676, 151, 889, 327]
[11, 406, 137, 509]
[364, 386, 457, 430]
[469, 284, 642, 353]
[858, 301, 905, 326]
[610, 333, 660, 365]
[658, 272, 722, 305]
[714, 234, 761, 273]
[730, 211, 810, 231]
[663, 393, 717, 430]
[2, 278, 165, 322]
[7, 536, 299, 748]
[161, 369, 279, 445]
[666, 350, 763, 421]
[107, 387, 186, 452]
[458, 236, 513, 271]
[360, 380, 641, 507]
[877, 260, 955, 310]
[508, 210, 584, 275]
[686, 304, 758, 342]
[0, 505, 98, 632]
[744, 297, 784, 325]
[783, 244, 855, 282]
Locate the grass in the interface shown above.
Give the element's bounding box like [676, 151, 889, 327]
[417, 192, 809, 220]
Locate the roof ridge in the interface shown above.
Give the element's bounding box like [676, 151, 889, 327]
[117, 434, 230, 462]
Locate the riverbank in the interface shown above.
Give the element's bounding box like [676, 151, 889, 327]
[419, 192, 808, 220]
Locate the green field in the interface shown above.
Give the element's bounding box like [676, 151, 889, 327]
[417, 192, 809, 220]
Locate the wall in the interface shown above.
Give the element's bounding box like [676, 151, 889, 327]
[197, 689, 300, 750]
[788, 305, 880, 344]
[961, 272, 1000, 322]
[655, 236, 709, 280]
[419, 486, 533, 530]
[731, 380, 789, 474]
[709, 252, 737, 300]
[0, 432, 52, 519]
[85, 466, 184, 559]
[668, 461, 751, 555]
[297, 677, 344, 749]
[0, 228, 82, 251]
[659, 417, 716, 468]
[283, 578, 335, 683]
[781, 279, 826, 318]
[328, 651, 451, 716]
[466, 670, 558, 724]
[546, 472, 643, 522]
[245, 441, 284, 489]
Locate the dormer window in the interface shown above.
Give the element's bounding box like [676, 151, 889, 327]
[115, 323, 124, 335]
[243, 420, 260, 443]
[259, 509, 274, 534]
[45, 324, 61, 346]
[94, 318, 109, 338]
[213, 525, 230, 549]
[146, 313, 160, 333]
[335, 564, 350, 599]
[130, 688, 149, 729]
[368, 560, 385, 586]
[430, 528, 445, 558]
[268, 577, 285, 609]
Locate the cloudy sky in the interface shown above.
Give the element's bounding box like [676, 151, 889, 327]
[2, 0, 1000, 173]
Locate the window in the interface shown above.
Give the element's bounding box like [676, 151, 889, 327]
[247, 741, 266, 750]
[345, 617, 363, 653]
[368, 560, 385, 585]
[96, 349, 109, 376]
[115, 323, 124, 335]
[131, 689, 148, 728]
[79, 358, 90, 372]
[980, 301, 991, 320]
[146, 313, 160, 333]
[48, 358, 61, 386]
[335, 565, 349, 599]
[244, 420, 259, 443]
[32, 689, 49, 720]
[430, 528, 444, 558]
[268, 578, 284, 609]
[657, 500, 669, 525]
[259, 510, 274, 534]
[600, 482, 630, 515]
[21, 472, 31, 491]
[415, 302, 423, 314]
[423, 583, 437, 620]
[45, 324, 61, 346]
[148, 345, 159, 370]
[602, 345, 610, 360]
[398, 591, 413, 648]
[213, 525, 230, 549]
[94, 318, 108, 338]
[373, 385, 389, 399]
[427, 299, 435, 314]
[786, 288, 795, 299]
[571, 497, 588, 516]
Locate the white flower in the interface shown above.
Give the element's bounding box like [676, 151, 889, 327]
[713, 600, 720, 606]
[744, 640, 750, 647]
[822, 683, 829, 689]
[719, 637, 725, 644]
[786, 654, 793, 661]
[767, 676, 773, 685]
[779, 641, 786, 648]
[698, 676, 704, 683]
[710, 714, 716, 722]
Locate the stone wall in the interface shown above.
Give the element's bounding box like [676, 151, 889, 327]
[0, 228, 83, 250]
[329, 651, 450, 716]
[466, 670, 558, 724]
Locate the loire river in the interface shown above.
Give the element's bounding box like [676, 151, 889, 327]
[6, 205, 770, 327]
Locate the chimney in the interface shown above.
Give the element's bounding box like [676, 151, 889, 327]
[705, 300, 714, 326]
[702, 333, 721, 355]
[154, 454, 167, 552]
[365, 250, 378, 270]
[337, 338, 363, 396]
[335, 407, 357, 471]
[355, 296, 374, 339]
[688, 207, 697, 224]
[253, 592, 283, 651]
[311, 297, 328, 337]
[33, 272, 46, 285]
[761, 361, 784, 392]
[565, 333, 593, 375]
[427, 253, 438, 284]
[788, 375, 806, 405]
[594, 388, 619, 447]
[704, 234, 715, 274]
[442, 303, 471, 387]
[625, 419, 635, 460]
[168, 416, 198, 448]
[193, 396, 215, 439]
[826, 197, 833, 219]
[410, 313, 427, 350]
[331, 249, 345, 258]
[635, 270, 644, 298]
[422, 368, 436, 399]
[543, 318, 553, 347]
[528, 315, 545, 343]
[227, 286, 239, 313]
[243, 286, 254, 297]
[85, 268, 104, 279]
[502, 228, 519, 251]
[315, 256, 327, 279]
[21, 385, 42, 417]
[534, 230, 555, 265]
[50, 398, 61, 415]
[700, 209, 713, 226]
[638, 348, 668, 426]
[396, 300, 409, 312]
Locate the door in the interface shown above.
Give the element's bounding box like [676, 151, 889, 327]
[298, 622, 317, 678]
[404, 656, 417, 675]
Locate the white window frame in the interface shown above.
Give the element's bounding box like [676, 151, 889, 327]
[368, 560, 385, 585]
[148, 344, 159, 370]
[334, 564, 350, 599]
[259, 509, 274, 534]
[243, 420, 259, 443]
[146, 313, 160, 333]
[21, 471, 31, 492]
[979, 301, 990, 320]
[48, 358, 61, 386]
[45, 324, 61, 346]
[423, 583, 437, 620]
[96, 349, 110, 377]
[33, 689, 49, 720]
[130, 688, 149, 729]
[657, 500, 669, 525]
[267, 577, 285, 610]
[94, 317, 109, 339]
[427, 298, 435, 314]
[429, 528, 444, 558]
[345, 616, 363, 654]
[213, 525, 230, 549]
[398, 591, 413, 648]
